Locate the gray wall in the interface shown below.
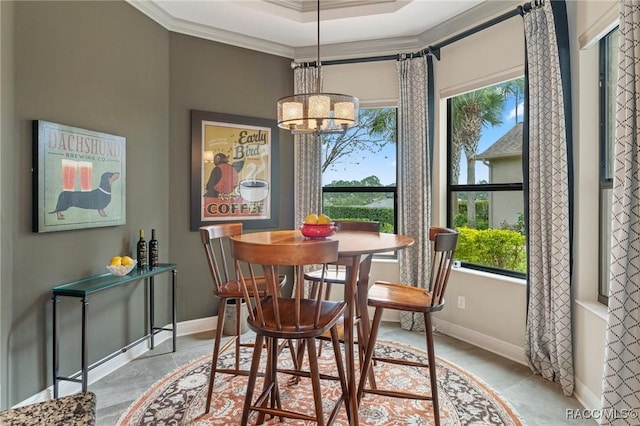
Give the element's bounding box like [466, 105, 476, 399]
[167, 33, 294, 322]
[0, 0, 293, 407]
[0, 0, 16, 411]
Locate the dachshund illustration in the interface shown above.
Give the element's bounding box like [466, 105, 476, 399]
[50, 172, 120, 220]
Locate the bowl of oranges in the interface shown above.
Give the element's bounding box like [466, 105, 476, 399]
[107, 255, 136, 276]
[300, 213, 336, 238]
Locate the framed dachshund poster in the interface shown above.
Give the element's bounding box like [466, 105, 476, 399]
[32, 120, 126, 233]
[190, 110, 279, 231]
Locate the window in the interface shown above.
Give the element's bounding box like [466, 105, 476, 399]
[447, 78, 526, 278]
[599, 28, 618, 305]
[321, 107, 397, 233]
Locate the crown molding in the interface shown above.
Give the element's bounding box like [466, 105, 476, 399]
[265, 0, 398, 14]
[127, 0, 295, 58]
[296, 0, 522, 61]
[416, 0, 522, 50]
[127, 0, 522, 61]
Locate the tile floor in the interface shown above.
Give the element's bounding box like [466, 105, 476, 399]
[92, 322, 595, 425]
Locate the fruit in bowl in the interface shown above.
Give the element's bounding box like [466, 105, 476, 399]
[107, 255, 137, 276]
[305, 213, 332, 225]
[301, 213, 336, 238]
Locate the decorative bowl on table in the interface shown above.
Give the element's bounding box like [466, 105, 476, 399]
[106, 262, 136, 276]
[300, 223, 337, 239]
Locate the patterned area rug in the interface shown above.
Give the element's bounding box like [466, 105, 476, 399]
[118, 340, 524, 425]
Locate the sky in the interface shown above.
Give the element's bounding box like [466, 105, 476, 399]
[322, 92, 524, 187]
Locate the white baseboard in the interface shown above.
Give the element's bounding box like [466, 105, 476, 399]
[431, 318, 603, 411]
[573, 376, 601, 411]
[176, 315, 217, 337]
[15, 316, 219, 408]
[431, 317, 528, 366]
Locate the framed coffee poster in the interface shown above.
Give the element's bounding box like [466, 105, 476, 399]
[32, 120, 126, 233]
[190, 110, 279, 230]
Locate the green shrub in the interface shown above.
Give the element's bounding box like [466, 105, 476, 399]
[455, 227, 526, 273]
[454, 200, 489, 229]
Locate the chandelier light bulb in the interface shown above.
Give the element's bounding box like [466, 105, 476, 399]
[334, 101, 355, 125]
[282, 101, 304, 126]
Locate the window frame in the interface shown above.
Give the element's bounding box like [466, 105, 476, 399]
[598, 27, 618, 305]
[320, 106, 399, 235]
[445, 91, 526, 280]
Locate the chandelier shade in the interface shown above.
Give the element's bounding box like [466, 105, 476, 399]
[276, 0, 359, 135]
[277, 92, 359, 134]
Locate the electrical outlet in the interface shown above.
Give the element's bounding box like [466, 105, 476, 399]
[457, 296, 466, 309]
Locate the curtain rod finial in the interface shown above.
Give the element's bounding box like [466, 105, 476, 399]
[427, 46, 441, 61]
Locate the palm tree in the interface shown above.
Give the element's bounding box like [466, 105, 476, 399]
[451, 87, 504, 227]
[322, 108, 396, 174]
[500, 78, 525, 125]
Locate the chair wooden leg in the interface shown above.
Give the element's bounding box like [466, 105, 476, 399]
[273, 341, 284, 420]
[241, 334, 264, 426]
[317, 338, 325, 357]
[269, 338, 281, 423]
[356, 311, 376, 389]
[424, 313, 440, 426]
[306, 337, 325, 425]
[255, 338, 279, 425]
[357, 307, 383, 404]
[330, 326, 349, 424]
[316, 283, 334, 359]
[205, 297, 228, 414]
[234, 298, 242, 369]
[289, 339, 307, 385]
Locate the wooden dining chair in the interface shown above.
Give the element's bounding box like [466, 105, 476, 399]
[304, 220, 380, 296]
[304, 220, 380, 360]
[232, 237, 349, 425]
[199, 223, 287, 415]
[356, 226, 459, 426]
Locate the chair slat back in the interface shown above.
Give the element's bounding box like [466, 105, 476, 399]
[200, 223, 243, 294]
[232, 239, 339, 330]
[428, 227, 459, 307]
[335, 220, 380, 232]
[324, 221, 380, 284]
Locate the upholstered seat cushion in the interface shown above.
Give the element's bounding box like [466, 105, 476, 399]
[0, 392, 96, 426]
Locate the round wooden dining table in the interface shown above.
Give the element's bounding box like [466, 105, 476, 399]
[231, 229, 415, 425]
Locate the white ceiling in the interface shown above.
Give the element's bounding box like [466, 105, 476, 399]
[128, 0, 521, 60]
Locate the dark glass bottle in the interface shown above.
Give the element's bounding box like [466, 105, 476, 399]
[149, 228, 159, 268]
[137, 229, 148, 269]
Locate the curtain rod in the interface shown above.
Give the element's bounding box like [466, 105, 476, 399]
[295, 0, 538, 68]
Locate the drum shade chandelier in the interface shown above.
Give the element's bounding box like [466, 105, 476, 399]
[276, 0, 359, 134]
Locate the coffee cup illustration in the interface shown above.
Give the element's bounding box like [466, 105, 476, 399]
[239, 179, 269, 202]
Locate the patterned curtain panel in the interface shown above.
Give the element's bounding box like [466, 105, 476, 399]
[293, 66, 323, 228]
[601, 3, 640, 424]
[523, 1, 574, 396]
[397, 56, 432, 332]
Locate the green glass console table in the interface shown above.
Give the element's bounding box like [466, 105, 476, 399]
[52, 263, 177, 397]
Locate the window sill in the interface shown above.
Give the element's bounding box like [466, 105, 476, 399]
[451, 266, 527, 286]
[575, 299, 608, 321]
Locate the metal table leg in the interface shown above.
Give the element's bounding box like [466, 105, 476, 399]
[81, 296, 89, 392]
[172, 269, 177, 352]
[150, 275, 155, 350]
[52, 295, 59, 398]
